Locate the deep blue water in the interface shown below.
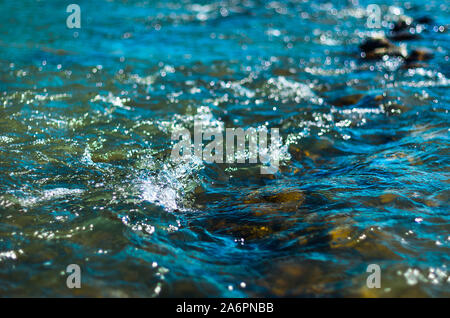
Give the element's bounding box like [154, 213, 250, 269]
[0, 0, 449, 297]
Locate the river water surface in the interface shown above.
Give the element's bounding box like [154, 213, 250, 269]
[0, 0, 449, 297]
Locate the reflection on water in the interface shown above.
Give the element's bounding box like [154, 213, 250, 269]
[0, 0, 449, 297]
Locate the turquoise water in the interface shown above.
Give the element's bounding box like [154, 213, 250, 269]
[0, 0, 449, 297]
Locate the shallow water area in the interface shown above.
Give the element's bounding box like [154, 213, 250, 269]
[0, 0, 449, 297]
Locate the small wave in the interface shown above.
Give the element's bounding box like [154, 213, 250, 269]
[17, 188, 84, 207]
[263, 76, 323, 104]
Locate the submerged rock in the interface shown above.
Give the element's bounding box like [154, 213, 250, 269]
[359, 36, 392, 52]
[392, 16, 413, 33]
[330, 94, 364, 107]
[389, 31, 420, 41]
[329, 93, 387, 108]
[256, 258, 344, 297]
[328, 226, 356, 249]
[359, 36, 407, 60]
[232, 224, 273, 240]
[383, 102, 410, 114]
[242, 187, 306, 216]
[244, 189, 305, 209]
[203, 218, 277, 241]
[416, 16, 433, 25]
[91, 151, 127, 163]
[406, 48, 434, 63]
[359, 32, 436, 67]
[388, 16, 419, 41]
[328, 225, 402, 261]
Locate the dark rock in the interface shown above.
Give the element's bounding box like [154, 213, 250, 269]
[273, 68, 296, 76]
[243, 188, 306, 213]
[416, 16, 433, 24]
[383, 102, 410, 114]
[406, 48, 434, 63]
[359, 36, 407, 60]
[392, 17, 411, 33]
[330, 94, 364, 107]
[401, 62, 424, 69]
[389, 31, 420, 41]
[244, 189, 305, 206]
[359, 37, 393, 53]
[389, 16, 420, 41]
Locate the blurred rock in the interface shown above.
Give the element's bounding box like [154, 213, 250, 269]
[330, 94, 364, 106]
[244, 188, 305, 210]
[359, 36, 407, 59]
[256, 259, 343, 297]
[416, 16, 433, 25]
[389, 31, 420, 41]
[359, 36, 392, 52]
[388, 16, 420, 41]
[406, 48, 434, 63]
